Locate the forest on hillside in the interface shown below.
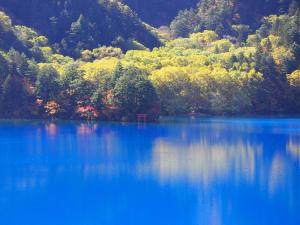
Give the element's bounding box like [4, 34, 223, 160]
[0, 0, 299, 121]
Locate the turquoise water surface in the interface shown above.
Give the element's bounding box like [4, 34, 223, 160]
[0, 118, 300, 225]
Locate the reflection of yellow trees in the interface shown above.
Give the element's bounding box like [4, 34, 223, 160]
[142, 139, 261, 186]
[287, 137, 300, 162]
[268, 154, 286, 195]
[139, 135, 298, 200]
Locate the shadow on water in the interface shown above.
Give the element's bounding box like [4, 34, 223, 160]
[0, 117, 300, 225]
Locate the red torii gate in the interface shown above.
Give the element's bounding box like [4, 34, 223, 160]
[136, 114, 149, 122]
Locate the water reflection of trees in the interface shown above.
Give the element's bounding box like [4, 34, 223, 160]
[287, 135, 300, 162]
[138, 120, 299, 195]
[0, 121, 157, 194]
[1, 119, 300, 225]
[143, 140, 260, 186]
[137, 121, 300, 225]
[1, 119, 300, 199]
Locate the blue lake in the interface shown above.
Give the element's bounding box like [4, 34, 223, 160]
[0, 118, 300, 225]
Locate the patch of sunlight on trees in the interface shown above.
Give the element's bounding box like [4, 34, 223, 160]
[80, 58, 119, 80]
[0, 2, 299, 120]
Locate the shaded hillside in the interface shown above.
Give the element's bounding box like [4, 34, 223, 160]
[0, 0, 161, 56]
[124, 0, 292, 28]
[124, 0, 199, 26]
[170, 0, 293, 37]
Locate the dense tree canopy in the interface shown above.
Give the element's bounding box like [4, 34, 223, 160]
[0, 0, 161, 56]
[0, 0, 299, 120]
[170, 0, 293, 38]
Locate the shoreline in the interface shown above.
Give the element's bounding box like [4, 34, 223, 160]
[1, 115, 300, 124]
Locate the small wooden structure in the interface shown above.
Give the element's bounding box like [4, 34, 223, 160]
[136, 114, 149, 122]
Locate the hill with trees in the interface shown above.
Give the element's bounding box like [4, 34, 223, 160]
[125, 0, 292, 28]
[0, 0, 161, 57]
[0, 0, 299, 121]
[170, 0, 293, 37]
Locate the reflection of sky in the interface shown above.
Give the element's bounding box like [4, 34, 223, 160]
[0, 118, 300, 225]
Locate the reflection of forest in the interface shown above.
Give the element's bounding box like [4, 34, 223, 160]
[143, 139, 298, 195]
[137, 121, 300, 225]
[287, 136, 300, 162]
[0, 119, 299, 225]
[137, 120, 300, 195]
[143, 140, 260, 185]
[0, 119, 300, 196]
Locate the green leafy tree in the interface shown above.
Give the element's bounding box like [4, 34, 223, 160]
[110, 62, 124, 88]
[0, 75, 31, 116]
[36, 65, 60, 102]
[170, 9, 199, 38]
[113, 66, 157, 120]
[60, 63, 95, 117]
